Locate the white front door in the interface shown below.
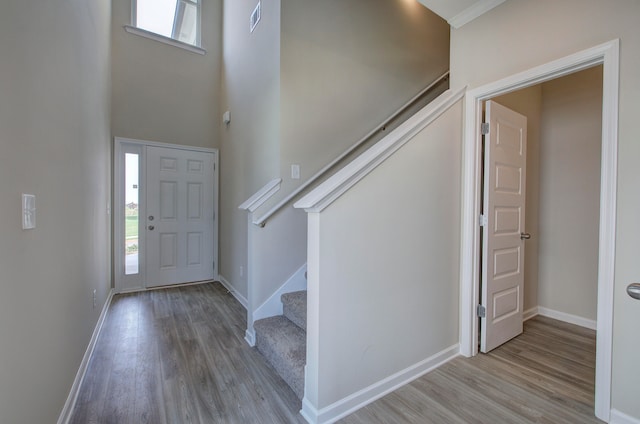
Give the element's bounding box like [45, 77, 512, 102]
[481, 101, 528, 353]
[145, 145, 215, 287]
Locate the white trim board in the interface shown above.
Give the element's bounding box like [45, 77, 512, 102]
[448, 0, 506, 29]
[238, 178, 282, 212]
[537, 307, 596, 331]
[300, 344, 459, 424]
[458, 39, 619, 422]
[295, 87, 466, 213]
[611, 409, 640, 424]
[218, 275, 248, 310]
[57, 289, 115, 424]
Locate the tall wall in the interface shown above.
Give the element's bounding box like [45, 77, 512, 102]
[222, 0, 450, 303]
[538, 67, 602, 321]
[111, 0, 221, 148]
[220, 0, 282, 298]
[450, 0, 640, 418]
[279, 0, 450, 196]
[0, 1, 112, 423]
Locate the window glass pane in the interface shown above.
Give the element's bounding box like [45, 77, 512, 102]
[137, 0, 179, 39]
[125, 153, 139, 275]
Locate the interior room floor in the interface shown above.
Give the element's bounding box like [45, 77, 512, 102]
[70, 282, 600, 423]
[340, 315, 600, 424]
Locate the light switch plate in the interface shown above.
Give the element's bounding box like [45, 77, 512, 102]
[22, 194, 36, 229]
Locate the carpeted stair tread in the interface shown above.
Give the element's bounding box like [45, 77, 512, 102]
[254, 316, 306, 399]
[281, 290, 307, 331]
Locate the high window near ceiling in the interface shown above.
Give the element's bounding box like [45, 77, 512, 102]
[128, 0, 202, 52]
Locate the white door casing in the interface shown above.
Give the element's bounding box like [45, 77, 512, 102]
[481, 101, 528, 353]
[146, 145, 215, 287]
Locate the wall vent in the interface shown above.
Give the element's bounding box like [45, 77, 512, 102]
[250, 2, 261, 33]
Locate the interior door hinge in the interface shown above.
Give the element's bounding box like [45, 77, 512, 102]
[481, 122, 490, 135]
[479, 214, 488, 227]
[477, 304, 486, 318]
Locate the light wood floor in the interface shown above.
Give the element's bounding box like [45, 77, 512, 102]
[70, 282, 600, 423]
[69, 282, 306, 424]
[341, 316, 600, 424]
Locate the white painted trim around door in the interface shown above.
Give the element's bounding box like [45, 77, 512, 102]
[113, 137, 219, 293]
[459, 39, 619, 422]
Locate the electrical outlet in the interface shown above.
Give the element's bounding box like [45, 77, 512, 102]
[93, 289, 97, 309]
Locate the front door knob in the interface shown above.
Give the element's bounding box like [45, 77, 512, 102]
[148, 225, 155, 231]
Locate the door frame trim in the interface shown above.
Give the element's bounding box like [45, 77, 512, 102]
[459, 39, 619, 421]
[113, 137, 219, 293]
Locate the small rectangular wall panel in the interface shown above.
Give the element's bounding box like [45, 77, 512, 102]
[160, 181, 178, 220]
[495, 164, 521, 194]
[187, 232, 202, 266]
[187, 183, 203, 220]
[493, 287, 520, 323]
[493, 247, 520, 279]
[159, 233, 178, 269]
[494, 207, 520, 235]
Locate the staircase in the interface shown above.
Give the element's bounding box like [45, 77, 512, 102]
[254, 290, 307, 399]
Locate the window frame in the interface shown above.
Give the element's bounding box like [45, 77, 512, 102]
[126, 0, 205, 55]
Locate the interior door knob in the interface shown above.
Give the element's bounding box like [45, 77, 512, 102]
[627, 283, 640, 300]
[520, 232, 531, 240]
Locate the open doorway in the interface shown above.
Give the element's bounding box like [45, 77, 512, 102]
[460, 40, 619, 421]
[475, 65, 603, 416]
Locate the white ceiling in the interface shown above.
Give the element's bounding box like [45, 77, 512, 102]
[417, 0, 506, 28]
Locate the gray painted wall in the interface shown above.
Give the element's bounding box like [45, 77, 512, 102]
[220, 0, 282, 298]
[450, 0, 640, 417]
[221, 0, 450, 304]
[307, 101, 462, 409]
[111, 0, 222, 148]
[537, 66, 602, 321]
[0, 1, 112, 422]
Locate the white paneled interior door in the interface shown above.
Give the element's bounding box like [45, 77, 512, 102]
[145, 145, 215, 287]
[481, 101, 528, 353]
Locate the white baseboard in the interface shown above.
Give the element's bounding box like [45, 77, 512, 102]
[537, 306, 597, 330]
[57, 288, 115, 424]
[218, 275, 248, 309]
[245, 329, 256, 347]
[611, 409, 640, 424]
[253, 264, 307, 322]
[300, 344, 459, 424]
[523, 306, 538, 322]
